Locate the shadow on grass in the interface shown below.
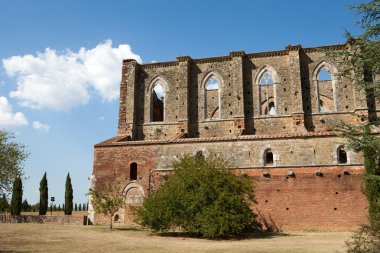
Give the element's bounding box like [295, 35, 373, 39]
[0, 251, 26, 253]
[112, 226, 145, 232]
[156, 231, 292, 241]
[88, 224, 147, 232]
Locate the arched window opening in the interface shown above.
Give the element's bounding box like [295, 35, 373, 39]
[130, 162, 138, 180]
[264, 150, 273, 166]
[260, 71, 274, 85]
[314, 64, 337, 113]
[259, 70, 277, 116]
[338, 149, 347, 164]
[152, 82, 165, 122]
[205, 76, 220, 119]
[114, 214, 119, 222]
[318, 68, 332, 81]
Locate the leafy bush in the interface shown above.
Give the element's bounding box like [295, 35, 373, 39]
[135, 154, 257, 238]
[0, 194, 9, 212]
[346, 223, 380, 253]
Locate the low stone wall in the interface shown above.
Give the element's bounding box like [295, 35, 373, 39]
[0, 215, 87, 225]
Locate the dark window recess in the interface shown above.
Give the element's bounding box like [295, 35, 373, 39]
[265, 151, 273, 166]
[195, 150, 203, 160]
[152, 90, 164, 121]
[338, 149, 347, 164]
[130, 162, 138, 180]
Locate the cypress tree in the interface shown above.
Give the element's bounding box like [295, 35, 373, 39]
[0, 194, 9, 212]
[78, 203, 82, 211]
[10, 177, 22, 215]
[58, 204, 61, 211]
[22, 199, 31, 212]
[39, 172, 48, 215]
[74, 203, 77, 211]
[64, 173, 73, 215]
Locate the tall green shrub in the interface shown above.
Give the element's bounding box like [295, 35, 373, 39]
[10, 177, 22, 215]
[39, 172, 48, 215]
[135, 154, 257, 238]
[65, 173, 73, 215]
[0, 194, 9, 212]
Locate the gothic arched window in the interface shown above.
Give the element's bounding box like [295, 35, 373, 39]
[151, 82, 165, 122]
[313, 61, 338, 113]
[205, 75, 221, 120]
[257, 67, 278, 116]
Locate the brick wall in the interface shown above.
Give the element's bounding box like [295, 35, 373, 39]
[93, 136, 367, 231]
[94, 43, 373, 231]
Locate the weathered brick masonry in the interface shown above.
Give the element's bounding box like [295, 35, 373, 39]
[92, 43, 377, 230]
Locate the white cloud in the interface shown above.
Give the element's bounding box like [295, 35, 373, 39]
[3, 40, 142, 111]
[99, 116, 105, 121]
[0, 96, 28, 127]
[32, 121, 50, 133]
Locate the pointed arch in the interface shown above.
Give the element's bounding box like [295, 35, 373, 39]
[254, 65, 280, 84]
[147, 75, 170, 93]
[201, 71, 224, 89]
[312, 60, 338, 81]
[312, 61, 339, 112]
[255, 65, 280, 116]
[202, 72, 223, 120]
[147, 76, 169, 122]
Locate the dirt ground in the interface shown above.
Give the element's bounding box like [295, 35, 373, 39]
[0, 223, 351, 253]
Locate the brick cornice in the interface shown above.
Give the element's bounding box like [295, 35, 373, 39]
[95, 131, 338, 147]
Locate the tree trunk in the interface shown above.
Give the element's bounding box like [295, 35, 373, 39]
[109, 215, 113, 230]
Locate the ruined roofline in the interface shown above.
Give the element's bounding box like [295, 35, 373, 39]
[94, 131, 338, 148]
[123, 43, 348, 69]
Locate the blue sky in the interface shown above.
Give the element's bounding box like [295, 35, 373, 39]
[0, 0, 365, 205]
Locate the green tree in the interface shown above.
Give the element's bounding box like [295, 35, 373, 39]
[78, 203, 82, 211]
[0, 194, 9, 213]
[58, 204, 61, 211]
[10, 177, 22, 215]
[39, 172, 48, 215]
[89, 181, 124, 230]
[0, 130, 29, 194]
[327, 1, 380, 251]
[21, 199, 31, 212]
[135, 154, 257, 238]
[31, 203, 39, 212]
[64, 173, 73, 215]
[74, 203, 77, 211]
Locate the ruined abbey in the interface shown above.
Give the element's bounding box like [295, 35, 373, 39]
[91, 43, 374, 230]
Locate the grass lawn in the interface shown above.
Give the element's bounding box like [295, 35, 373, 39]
[0, 223, 351, 253]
